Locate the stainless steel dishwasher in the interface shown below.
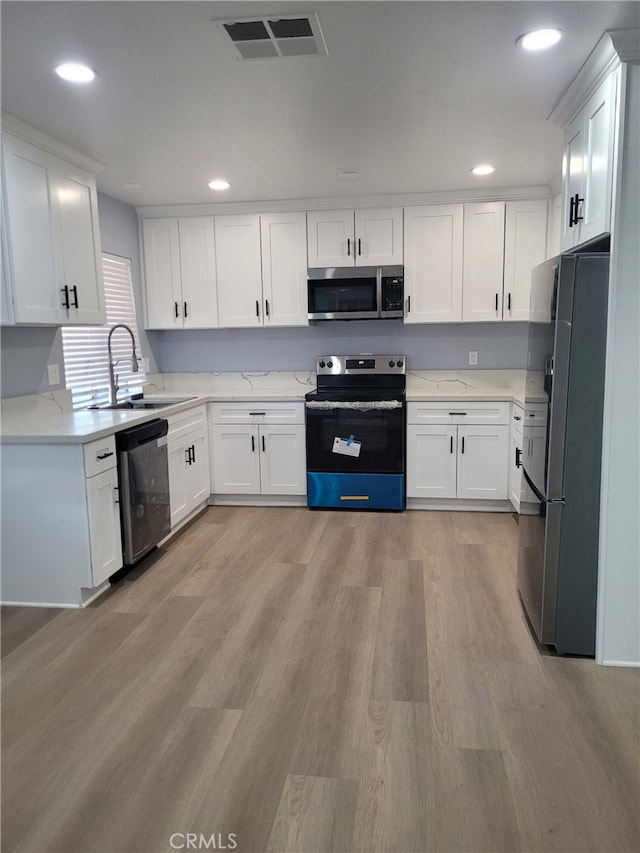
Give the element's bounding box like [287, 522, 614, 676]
[115, 419, 171, 567]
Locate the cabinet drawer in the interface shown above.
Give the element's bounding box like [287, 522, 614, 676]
[167, 405, 207, 440]
[407, 401, 510, 426]
[522, 402, 547, 426]
[84, 436, 117, 477]
[210, 402, 305, 425]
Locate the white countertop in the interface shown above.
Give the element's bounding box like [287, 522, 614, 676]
[0, 370, 546, 444]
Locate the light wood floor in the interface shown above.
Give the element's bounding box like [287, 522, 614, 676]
[2, 507, 639, 853]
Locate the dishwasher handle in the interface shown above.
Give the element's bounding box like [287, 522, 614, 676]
[115, 418, 168, 450]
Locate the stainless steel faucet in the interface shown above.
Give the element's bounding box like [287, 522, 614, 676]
[107, 324, 139, 406]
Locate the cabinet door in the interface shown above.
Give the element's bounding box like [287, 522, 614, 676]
[86, 467, 123, 586]
[581, 70, 617, 244]
[260, 212, 308, 327]
[2, 134, 65, 324]
[168, 436, 190, 527]
[306, 210, 354, 267]
[178, 217, 218, 328]
[186, 428, 210, 509]
[457, 425, 509, 500]
[54, 164, 105, 325]
[212, 424, 261, 493]
[403, 205, 463, 323]
[215, 214, 263, 327]
[503, 200, 548, 322]
[462, 202, 506, 322]
[142, 218, 183, 328]
[406, 425, 457, 499]
[560, 112, 585, 251]
[355, 208, 403, 266]
[260, 425, 306, 495]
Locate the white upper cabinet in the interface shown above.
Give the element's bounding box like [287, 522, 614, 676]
[216, 212, 307, 328]
[503, 200, 548, 322]
[178, 217, 218, 327]
[2, 131, 105, 326]
[307, 207, 403, 267]
[560, 69, 619, 250]
[143, 216, 217, 329]
[403, 204, 463, 323]
[462, 202, 506, 322]
[260, 211, 308, 327]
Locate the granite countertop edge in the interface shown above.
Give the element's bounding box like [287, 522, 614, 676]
[1, 387, 546, 444]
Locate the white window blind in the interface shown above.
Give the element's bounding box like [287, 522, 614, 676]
[62, 253, 146, 408]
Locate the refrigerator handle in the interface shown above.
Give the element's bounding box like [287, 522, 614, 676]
[522, 466, 547, 504]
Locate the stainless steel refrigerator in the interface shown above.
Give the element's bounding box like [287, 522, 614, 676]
[517, 251, 609, 656]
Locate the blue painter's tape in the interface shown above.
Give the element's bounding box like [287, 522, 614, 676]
[307, 472, 405, 511]
[346, 434, 355, 446]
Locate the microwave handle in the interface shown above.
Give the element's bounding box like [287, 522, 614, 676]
[376, 267, 382, 317]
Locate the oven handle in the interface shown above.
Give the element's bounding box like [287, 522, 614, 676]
[305, 400, 403, 411]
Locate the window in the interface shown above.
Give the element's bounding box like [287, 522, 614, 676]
[62, 253, 146, 408]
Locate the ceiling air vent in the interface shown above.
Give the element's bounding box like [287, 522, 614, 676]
[215, 12, 328, 60]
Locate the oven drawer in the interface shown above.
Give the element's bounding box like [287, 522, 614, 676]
[210, 402, 305, 425]
[407, 401, 510, 426]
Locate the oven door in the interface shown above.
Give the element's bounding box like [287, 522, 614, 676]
[305, 400, 404, 474]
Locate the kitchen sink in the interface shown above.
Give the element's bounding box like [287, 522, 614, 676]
[88, 397, 196, 411]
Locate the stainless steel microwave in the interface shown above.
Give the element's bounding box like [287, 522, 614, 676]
[307, 265, 404, 321]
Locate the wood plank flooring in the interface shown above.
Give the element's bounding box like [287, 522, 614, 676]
[2, 507, 639, 853]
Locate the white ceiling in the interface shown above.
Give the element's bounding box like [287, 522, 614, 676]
[2, 1, 639, 206]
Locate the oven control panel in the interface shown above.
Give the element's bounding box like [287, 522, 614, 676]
[316, 355, 406, 375]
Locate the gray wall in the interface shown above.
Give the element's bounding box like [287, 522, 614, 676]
[153, 322, 528, 373]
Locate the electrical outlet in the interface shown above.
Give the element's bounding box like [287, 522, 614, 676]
[468, 351, 478, 366]
[47, 363, 60, 386]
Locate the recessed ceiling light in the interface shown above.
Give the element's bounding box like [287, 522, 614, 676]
[337, 170, 359, 180]
[208, 179, 230, 190]
[517, 29, 562, 51]
[471, 164, 495, 176]
[54, 62, 97, 83]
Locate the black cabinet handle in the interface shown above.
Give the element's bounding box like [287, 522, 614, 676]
[347, 238, 351, 257]
[461, 437, 465, 454]
[265, 299, 270, 317]
[358, 238, 362, 256]
[262, 434, 266, 452]
[495, 293, 499, 311]
[449, 412, 467, 416]
[70, 286, 79, 308]
[569, 193, 584, 227]
[450, 436, 454, 454]
[185, 447, 191, 465]
[249, 412, 266, 417]
[97, 451, 114, 460]
[191, 444, 195, 464]
[407, 294, 411, 314]
[515, 447, 522, 468]
[508, 292, 511, 311]
[513, 415, 522, 421]
[184, 301, 188, 318]
[114, 485, 119, 505]
[61, 286, 70, 309]
[251, 435, 255, 452]
[174, 301, 179, 318]
[256, 300, 260, 318]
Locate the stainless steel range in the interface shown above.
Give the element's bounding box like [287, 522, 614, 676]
[305, 355, 406, 510]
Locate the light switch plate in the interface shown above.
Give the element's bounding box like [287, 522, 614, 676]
[468, 351, 478, 366]
[47, 363, 60, 386]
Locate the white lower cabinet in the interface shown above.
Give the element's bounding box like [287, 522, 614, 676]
[167, 406, 210, 528]
[508, 406, 524, 511]
[0, 436, 122, 607]
[210, 402, 306, 498]
[407, 402, 509, 503]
